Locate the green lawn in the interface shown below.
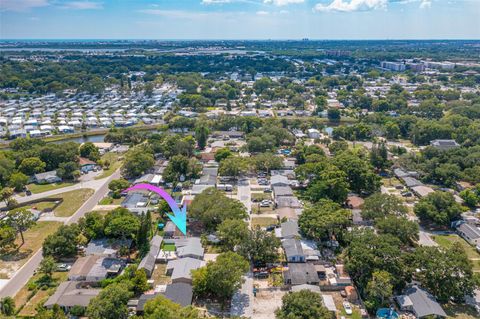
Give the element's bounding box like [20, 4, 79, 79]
[162, 243, 176, 252]
[251, 193, 272, 202]
[444, 304, 479, 319]
[432, 234, 480, 271]
[98, 196, 124, 205]
[26, 182, 75, 194]
[46, 188, 95, 217]
[251, 217, 277, 228]
[14, 272, 68, 317]
[95, 152, 123, 180]
[0, 221, 62, 279]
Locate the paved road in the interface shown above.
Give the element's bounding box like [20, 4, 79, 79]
[0, 170, 120, 298]
[230, 272, 254, 318]
[237, 178, 252, 214]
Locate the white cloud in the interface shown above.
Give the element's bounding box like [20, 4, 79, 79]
[419, 0, 431, 9]
[314, 0, 388, 12]
[0, 0, 50, 12]
[62, 1, 103, 10]
[264, 0, 304, 6]
[256, 10, 270, 15]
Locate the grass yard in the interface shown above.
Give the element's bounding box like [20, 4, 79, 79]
[14, 272, 68, 316]
[432, 234, 480, 272]
[162, 243, 176, 252]
[0, 221, 62, 279]
[98, 196, 124, 205]
[151, 263, 171, 285]
[50, 188, 94, 217]
[251, 217, 277, 228]
[95, 152, 123, 180]
[26, 182, 75, 194]
[251, 193, 272, 202]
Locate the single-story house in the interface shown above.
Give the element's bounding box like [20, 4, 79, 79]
[411, 185, 435, 198]
[79, 157, 97, 173]
[44, 281, 100, 312]
[176, 237, 204, 260]
[273, 186, 294, 198]
[282, 239, 305, 263]
[166, 257, 205, 284]
[85, 238, 132, 257]
[164, 282, 194, 307]
[396, 285, 447, 318]
[121, 192, 149, 214]
[457, 223, 480, 246]
[284, 263, 319, 286]
[68, 255, 124, 282]
[430, 139, 460, 151]
[276, 220, 299, 239]
[271, 175, 289, 187]
[276, 196, 302, 208]
[33, 170, 61, 184]
[138, 235, 163, 278]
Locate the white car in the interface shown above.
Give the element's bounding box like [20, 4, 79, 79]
[343, 301, 353, 315]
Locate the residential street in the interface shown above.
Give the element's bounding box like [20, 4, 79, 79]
[0, 170, 121, 298]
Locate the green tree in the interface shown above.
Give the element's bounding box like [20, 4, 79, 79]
[19, 157, 46, 176]
[123, 147, 154, 178]
[0, 296, 15, 316]
[78, 211, 105, 239]
[214, 148, 232, 162]
[4, 208, 35, 245]
[365, 271, 394, 311]
[275, 289, 331, 319]
[412, 244, 476, 303]
[334, 150, 381, 195]
[143, 294, 203, 319]
[239, 226, 281, 265]
[414, 191, 463, 226]
[9, 172, 28, 192]
[189, 188, 248, 231]
[87, 282, 132, 319]
[195, 124, 209, 150]
[79, 142, 100, 162]
[131, 269, 150, 295]
[218, 156, 249, 180]
[327, 108, 341, 122]
[375, 216, 419, 246]
[57, 161, 80, 180]
[108, 179, 130, 198]
[192, 252, 249, 306]
[163, 155, 199, 184]
[361, 193, 408, 220]
[39, 256, 56, 280]
[298, 199, 351, 242]
[43, 224, 81, 259]
[217, 219, 249, 252]
[305, 165, 349, 204]
[0, 225, 17, 253]
[104, 208, 140, 241]
[252, 153, 283, 174]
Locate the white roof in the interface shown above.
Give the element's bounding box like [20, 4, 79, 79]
[321, 294, 337, 312]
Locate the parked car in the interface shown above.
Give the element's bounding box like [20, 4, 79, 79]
[57, 264, 71, 272]
[25, 190, 32, 196]
[343, 302, 353, 315]
[264, 188, 272, 193]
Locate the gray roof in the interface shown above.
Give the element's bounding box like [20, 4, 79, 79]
[276, 196, 302, 208]
[121, 193, 149, 208]
[202, 167, 218, 177]
[396, 285, 447, 318]
[166, 257, 205, 281]
[282, 239, 304, 260]
[430, 139, 459, 149]
[34, 170, 59, 180]
[281, 220, 299, 238]
[284, 263, 319, 286]
[85, 238, 132, 256]
[164, 283, 193, 307]
[457, 223, 480, 240]
[136, 293, 158, 312]
[402, 176, 423, 188]
[177, 237, 204, 258]
[138, 236, 163, 275]
[273, 186, 294, 197]
[44, 281, 100, 308]
[271, 175, 289, 186]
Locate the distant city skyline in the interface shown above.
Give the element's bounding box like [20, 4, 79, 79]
[1, 0, 479, 40]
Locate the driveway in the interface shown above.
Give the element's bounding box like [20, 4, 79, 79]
[0, 170, 121, 298]
[230, 272, 254, 318]
[237, 178, 252, 214]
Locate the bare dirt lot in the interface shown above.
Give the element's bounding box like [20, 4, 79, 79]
[252, 289, 286, 319]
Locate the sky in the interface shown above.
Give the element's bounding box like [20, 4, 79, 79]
[0, 0, 479, 40]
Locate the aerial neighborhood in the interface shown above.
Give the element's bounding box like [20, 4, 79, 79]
[0, 40, 479, 319]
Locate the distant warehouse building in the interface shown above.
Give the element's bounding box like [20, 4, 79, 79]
[380, 61, 406, 72]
